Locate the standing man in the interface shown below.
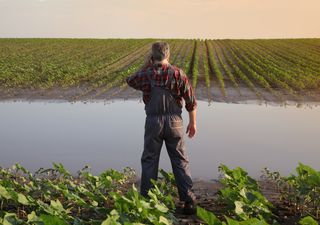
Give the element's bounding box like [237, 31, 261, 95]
[126, 41, 197, 215]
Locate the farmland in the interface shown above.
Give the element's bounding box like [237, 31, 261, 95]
[0, 38, 320, 103]
[0, 163, 319, 224]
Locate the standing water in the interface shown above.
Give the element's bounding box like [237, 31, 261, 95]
[0, 100, 319, 180]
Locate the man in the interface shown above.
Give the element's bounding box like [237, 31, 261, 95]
[126, 41, 197, 215]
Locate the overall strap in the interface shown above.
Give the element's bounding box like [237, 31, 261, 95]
[144, 63, 182, 116]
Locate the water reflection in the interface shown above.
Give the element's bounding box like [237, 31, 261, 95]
[0, 100, 319, 179]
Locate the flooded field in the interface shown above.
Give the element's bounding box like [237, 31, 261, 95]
[0, 99, 319, 180]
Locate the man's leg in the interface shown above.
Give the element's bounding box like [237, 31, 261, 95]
[140, 115, 164, 197]
[164, 115, 196, 202]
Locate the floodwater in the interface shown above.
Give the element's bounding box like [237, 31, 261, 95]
[0, 100, 319, 180]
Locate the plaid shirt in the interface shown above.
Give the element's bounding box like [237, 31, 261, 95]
[126, 63, 197, 112]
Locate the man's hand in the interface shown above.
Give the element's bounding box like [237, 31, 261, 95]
[187, 109, 197, 138]
[186, 122, 196, 138]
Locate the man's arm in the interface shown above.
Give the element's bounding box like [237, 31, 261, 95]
[179, 69, 197, 138]
[126, 68, 149, 91]
[126, 55, 152, 90]
[126, 71, 141, 90]
[186, 109, 197, 138]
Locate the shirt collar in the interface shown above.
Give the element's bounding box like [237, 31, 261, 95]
[151, 62, 171, 69]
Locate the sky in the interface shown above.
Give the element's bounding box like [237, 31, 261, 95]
[0, 0, 319, 39]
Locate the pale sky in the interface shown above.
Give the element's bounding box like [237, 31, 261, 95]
[0, 0, 319, 39]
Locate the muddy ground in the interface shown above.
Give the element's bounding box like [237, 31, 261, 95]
[1, 85, 320, 108]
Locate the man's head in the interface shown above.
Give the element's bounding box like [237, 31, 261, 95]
[151, 41, 170, 62]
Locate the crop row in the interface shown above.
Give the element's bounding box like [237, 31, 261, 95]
[1, 38, 320, 101]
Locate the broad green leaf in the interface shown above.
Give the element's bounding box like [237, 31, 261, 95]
[17, 193, 29, 205]
[39, 214, 68, 225]
[0, 184, 11, 199]
[91, 200, 98, 207]
[101, 209, 121, 225]
[27, 211, 43, 225]
[234, 201, 245, 215]
[224, 217, 240, 225]
[196, 206, 222, 225]
[2, 212, 23, 225]
[299, 216, 319, 225]
[124, 223, 146, 225]
[155, 203, 169, 213]
[159, 216, 171, 225]
[50, 199, 65, 212]
[225, 216, 269, 225]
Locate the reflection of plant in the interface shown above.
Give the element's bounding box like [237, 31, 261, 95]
[217, 164, 274, 221]
[262, 162, 320, 219]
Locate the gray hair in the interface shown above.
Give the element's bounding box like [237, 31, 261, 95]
[151, 41, 170, 61]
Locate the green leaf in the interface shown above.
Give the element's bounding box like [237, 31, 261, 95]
[27, 211, 44, 225]
[2, 212, 23, 225]
[299, 216, 319, 225]
[50, 199, 65, 212]
[91, 200, 98, 207]
[159, 216, 171, 225]
[225, 216, 269, 225]
[234, 201, 245, 215]
[225, 217, 240, 225]
[17, 193, 29, 205]
[0, 184, 12, 200]
[39, 214, 68, 225]
[155, 203, 169, 213]
[196, 206, 222, 225]
[101, 209, 121, 225]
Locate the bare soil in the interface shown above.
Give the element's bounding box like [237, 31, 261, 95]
[1, 86, 320, 107]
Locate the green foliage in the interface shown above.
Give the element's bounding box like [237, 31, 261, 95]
[1, 38, 320, 101]
[197, 206, 222, 225]
[262, 162, 320, 220]
[191, 40, 199, 88]
[0, 163, 137, 224]
[263, 162, 320, 220]
[218, 164, 273, 221]
[110, 184, 174, 225]
[39, 214, 69, 225]
[1, 162, 320, 224]
[206, 40, 226, 97]
[299, 216, 319, 225]
[197, 206, 269, 225]
[0, 38, 154, 89]
[0, 163, 177, 225]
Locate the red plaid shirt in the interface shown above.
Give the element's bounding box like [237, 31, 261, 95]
[126, 63, 197, 112]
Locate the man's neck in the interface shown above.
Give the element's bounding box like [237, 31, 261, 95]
[153, 59, 169, 65]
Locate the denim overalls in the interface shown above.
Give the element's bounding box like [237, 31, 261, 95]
[140, 64, 196, 202]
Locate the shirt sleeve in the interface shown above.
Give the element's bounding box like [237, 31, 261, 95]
[126, 69, 145, 91]
[179, 69, 197, 112]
